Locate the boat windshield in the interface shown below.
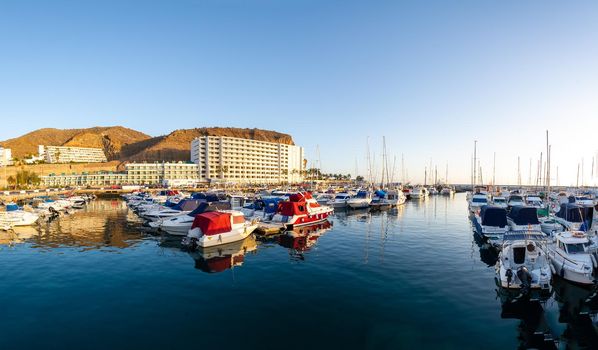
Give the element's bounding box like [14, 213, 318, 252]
[472, 198, 487, 203]
[494, 198, 506, 203]
[566, 243, 588, 254]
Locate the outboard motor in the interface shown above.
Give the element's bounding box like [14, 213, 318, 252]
[517, 266, 532, 296]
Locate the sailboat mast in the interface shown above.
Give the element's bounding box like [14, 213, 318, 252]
[492, 152, 496, 186]
[473, 140, 477, 189]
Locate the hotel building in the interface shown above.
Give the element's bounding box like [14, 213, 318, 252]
[40, 145, 108, 163]
[0, 147, 13, 166]
[190, 136, 304, 183]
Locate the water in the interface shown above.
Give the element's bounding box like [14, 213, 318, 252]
[1, 194, 597, 349]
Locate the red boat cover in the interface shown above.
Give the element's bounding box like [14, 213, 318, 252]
[278, 201, 308, 216]
[191, 212, 232, 235]
[289, 193, 305, 202]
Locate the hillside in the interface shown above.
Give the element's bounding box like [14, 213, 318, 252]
[1, 126, 295, 163]
[121, 127, 295, 162]
[0, 126, 151, 161]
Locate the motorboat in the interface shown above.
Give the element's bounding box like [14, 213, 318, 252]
[491, 196, 508, 209]
[385, 190, 406, 206]
[554, 203, 594, 231]
[410, 186, 428, 200]
[327, 192, 352, 209]
[539, 217, 565, 236]
[547, 231, 597, 285]
[440, 186, 455, 196]
[157, 202, 231, 235]
[472, 205, 509, 247]
[347, 190, 372, 209]
[369, 190, 393, 210]
[468, 193, 488, 213]
[0, 210, 39, 227]
[507, 195, 525, 208]
[140, 199, 203, 222]
[525, 195, 543, 209]
[507, 206, 541, 232]
[428, 187, 439, 195]
[271, 192, 334, 227]
[315, 193, 335, 205]
[496, 231, 552, 295]
[241, 196, 284, 221]
[183, 210, 258, 248]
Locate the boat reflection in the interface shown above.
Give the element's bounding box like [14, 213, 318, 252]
[278, 221, 332, 260]
[500, 298, 557, 349]
[551, 277, 598, 347]
[189, 236, 257, 273]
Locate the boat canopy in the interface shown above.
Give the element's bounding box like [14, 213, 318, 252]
[173, 199, 203, 211]
[556, 203, 585, 222]
[375, 190, 386, 197]
[278, 201, 308, 216]
[191, 212, 231, 236]
[480, 206, 507, 227]
[355, 190, 369, 198]
[507, 206, 539, 225]
[5, 203, 19, 212]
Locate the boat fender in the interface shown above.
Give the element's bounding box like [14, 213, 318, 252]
[560, 260, 565, 278]
[549, 263, 556, 275]
[506, 269, 513, 285]
[591, 254, 598, 269]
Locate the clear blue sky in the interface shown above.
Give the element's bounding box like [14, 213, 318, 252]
[1, 0, 597, 185]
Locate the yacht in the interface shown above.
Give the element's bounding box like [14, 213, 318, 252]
[547, 231, 597, 285]
[410, 186, 429, 200]
[473, 205, 509, 247]
[271, 192, 334, 227]
[507, 195, 525, 208]
[327, 192, 353, 209]
[440, 186, 455, 196]
[347, 190, 372, 209]
[507, 206, 541, 232]
[428, 187, 439, 196]
[315, 193, 335, 205]
[496, 231, 552, 294]
[525, 195, 543, 209]
[385, 190, 406, 206]
[491, 196, 508, 209]
[156, 202, 231, 235]
[468, 193, 489, 212]
[183, 210, 258, 249]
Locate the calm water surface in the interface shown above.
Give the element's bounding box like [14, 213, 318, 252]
[1, 194, 597, 349]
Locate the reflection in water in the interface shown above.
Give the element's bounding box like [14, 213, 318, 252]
[500, 299, 556, 349]
[2, 200, 144, 250]
[189, 236, 257, 273]
[278, 221, 332, 261]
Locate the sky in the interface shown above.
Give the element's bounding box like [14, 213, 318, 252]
[0, 0, 597, 186]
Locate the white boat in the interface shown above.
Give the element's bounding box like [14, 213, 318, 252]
[496, 231, 552, 294]
[385, 190, 406, 206]
[473, 205, 509, 247]
[271, 192, 334, 227]
[0, 211, 39, 227]
[327, 193, 352, 208]
[410, 186, 428, 200]
[491, 196, 508, 209]
[507, 195, 525, 208]
[157, 202, 232, 235]
[468, 193, 488, 212]
[184, 210, 258, 248]
[347, 190, 372, 209]
[315, 193, 334, 205]
[507, 206, 541, 231]
[440, 187, 455, 196]
[547, 231, 597, 285]
[525, 195, 543, 209]
[428, 187, 439, 195]
[539, 217, 565, 236]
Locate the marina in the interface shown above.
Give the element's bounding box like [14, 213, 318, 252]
[1, 192, 598, 349]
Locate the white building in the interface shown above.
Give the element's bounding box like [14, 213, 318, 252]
[191, 135, 305, 184]
[40, 145, 107, 163]
[0, 147, 12, 166]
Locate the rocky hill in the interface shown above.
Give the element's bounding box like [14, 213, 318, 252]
[0, 126, 151, 161]
[1, 126, 295, 163]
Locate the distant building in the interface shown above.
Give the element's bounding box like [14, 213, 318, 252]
[0, 147, 13, 166]
[40, 162, 200, 187]
[190, 135, 304, 184]
[40, 145, 107, 163]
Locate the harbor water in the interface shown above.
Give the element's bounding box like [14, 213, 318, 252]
[1, 194, 597, 349]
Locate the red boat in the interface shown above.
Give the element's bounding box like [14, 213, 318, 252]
[271, 192, 333, 228]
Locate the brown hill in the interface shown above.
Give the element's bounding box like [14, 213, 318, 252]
[122, 127, 295, 162]
[1, 126, 295, 163]
[0, 126, 151, 160]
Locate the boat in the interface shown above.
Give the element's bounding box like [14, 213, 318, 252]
[385, 190, 406, 206]
[0, 204, 39, 227]
[547, 231, 597, 285]
[140, 199, 203, 222]
[539, 217, 565, 236]
[157, 202, 231, 235]
[525, 194, 544, 209]
[240, 196, 283, 221]
[327, 192, 353, 209]
[507, 194, 525, 208]
[554, 203, 594, 231]
[271, 192, 334, 227]
[495, 231, 552, 294]
[183, 210, 258, 248]
[347, 190, 372, 209]
[440, 186, 455, 196]
[491, 196, 508, 209]
[410, 186, 428, 200]
[315, 193, 335, 205]
[472, 205, 509, 247]
[468, 193, 488, 213]
[507, 206, 541, 232]
[428, 187, 439, 195]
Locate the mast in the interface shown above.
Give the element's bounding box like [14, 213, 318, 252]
[546, 130, 550, 192]
[424, 166, 427, 186]
[576, 163, 580, 188]
[492, 152, 496, 186]
[528, 158, 532, 186]
[445, 162, 448, 185]
[401, 153, 405, 184]
[517, 156, 521, 187]
[434, 165, 437, 185]
[473, 140, 477, 189]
